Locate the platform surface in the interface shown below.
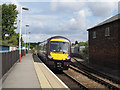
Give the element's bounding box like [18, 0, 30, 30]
[2, 54, 40, 88]
[2, 53, 68, 89]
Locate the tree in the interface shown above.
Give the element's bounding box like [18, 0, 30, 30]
[72, 43, 75, 46]
[75, 41, 78, 45]
[79, 41, 88, 60]
[1, 4, 25, 46]
[21, 36, 25, 46]
[78, 42, 87, 46]
[2, 4, 18, 40]
[8, 35, 18, 45]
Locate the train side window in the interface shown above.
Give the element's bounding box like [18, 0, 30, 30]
[93, 31, 96, 39]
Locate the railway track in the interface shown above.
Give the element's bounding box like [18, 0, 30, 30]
[55, 71, 88, 90]
[72, 57, 120, 84]
[71, 57, 120, 89]
[34, 54, 120, 89]
[34, 54, 87, 89]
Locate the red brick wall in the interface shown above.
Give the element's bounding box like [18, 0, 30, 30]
[88, 20, 119, 69]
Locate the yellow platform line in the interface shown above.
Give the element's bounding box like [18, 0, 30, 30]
[33, 62, 52, 88]
[37, 62, 65, 88]
[32, 57, 69, 89]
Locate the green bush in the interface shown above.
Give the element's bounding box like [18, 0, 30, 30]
[79, 42, 89, 60]
[1, 40, 8, 45]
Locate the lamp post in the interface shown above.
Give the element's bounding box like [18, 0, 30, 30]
[19, 6, 29, 62]
[24, 25, 26, 56]
[25, 24, 29, 54]
[28, 32, 31, 51]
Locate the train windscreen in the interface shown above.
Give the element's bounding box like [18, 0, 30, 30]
[50, 41, 69, 53]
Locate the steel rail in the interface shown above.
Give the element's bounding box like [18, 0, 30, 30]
[63, 72, 88, 90]
[70, 62, 119, 89]
[72, 57, 120, 85]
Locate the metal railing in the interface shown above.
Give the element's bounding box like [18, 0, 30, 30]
[1, 50, 24, 77]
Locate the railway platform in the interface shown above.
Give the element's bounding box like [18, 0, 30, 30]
[2, 53, 68, 89]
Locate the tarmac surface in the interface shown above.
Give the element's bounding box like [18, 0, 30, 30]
[2, 54, 40, 88]
[2, 53, 68, 89]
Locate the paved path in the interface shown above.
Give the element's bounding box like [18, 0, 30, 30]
[2, 54, 40, 88]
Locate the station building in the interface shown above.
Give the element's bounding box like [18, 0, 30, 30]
[71, 45, 85, 54]
[0, 44, 17, 52]
[0, 44, 9, 52]
[87, 14, 120, 69]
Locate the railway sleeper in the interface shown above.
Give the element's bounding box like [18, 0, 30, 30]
[64, 72, 88, 90]
[70, 64, 119, 89]
[72, 58, 120, 84]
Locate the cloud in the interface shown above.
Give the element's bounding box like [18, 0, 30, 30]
[87, 2, 118, 17]
[50, 0, 58, 11]
[14, 1, 119, 43]
[58, 2, 85, 11]
[20, 14, 59, 34]
[50, 1, 86, 13]
[1, 0, 119, 43]
[49, 1, 118, 18]
[54, 8, 90, 33]
[87, 0, 119, 2]
[23, 31, 88, 43]
[26, 9, 89, 42]
[23, 33, 52, 42]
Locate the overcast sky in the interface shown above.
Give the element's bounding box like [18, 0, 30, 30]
[1, 0, 119, 43]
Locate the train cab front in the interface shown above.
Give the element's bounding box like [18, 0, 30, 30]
[47, 39, 71, 70]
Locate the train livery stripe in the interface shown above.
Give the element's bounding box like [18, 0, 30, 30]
[50, 39, 69, 42]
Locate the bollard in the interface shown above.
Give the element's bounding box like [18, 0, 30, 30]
[19, 54, 21, 62]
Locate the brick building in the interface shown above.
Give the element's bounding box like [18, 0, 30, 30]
[87, 14, 120, 69]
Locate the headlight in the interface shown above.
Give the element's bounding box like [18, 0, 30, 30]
[67, 56, 70, 60]
[48, 55, 52, 59]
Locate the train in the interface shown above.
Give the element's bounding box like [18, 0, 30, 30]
[37, 36, 71, 71]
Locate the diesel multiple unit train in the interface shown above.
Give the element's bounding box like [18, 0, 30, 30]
[37, 36, 71, 71]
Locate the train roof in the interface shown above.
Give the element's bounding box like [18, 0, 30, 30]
[47, 36, 71, 42]
[38, 36, 71, 45]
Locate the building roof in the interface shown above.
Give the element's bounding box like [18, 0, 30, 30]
[87, 13, 120, 31]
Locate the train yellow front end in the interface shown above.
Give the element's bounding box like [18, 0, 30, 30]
[38, 36, 71, 71]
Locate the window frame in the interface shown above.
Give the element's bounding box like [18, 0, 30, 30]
[93, 31, 96, 39]
[105, 27, 110, 37]
[50, 41, 69, 53]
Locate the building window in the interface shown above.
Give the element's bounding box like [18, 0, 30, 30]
[105, 27, 110, 37]
[93, 31, 96, 39]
